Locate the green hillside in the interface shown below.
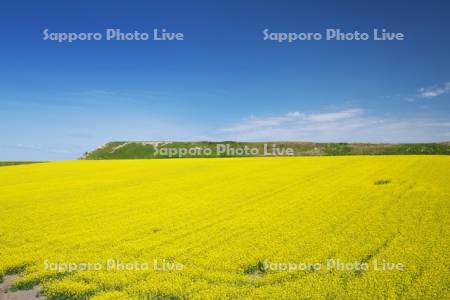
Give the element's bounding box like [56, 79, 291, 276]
[81, 141, 450, 159]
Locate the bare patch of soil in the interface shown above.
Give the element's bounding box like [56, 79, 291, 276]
[0, 275, 43, 300]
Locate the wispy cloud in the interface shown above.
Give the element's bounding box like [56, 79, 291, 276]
[304, 109, 362, 122]
[222, 109, 363, 133]
[417, 81, 450, 99]
[218, 108, 450, 143]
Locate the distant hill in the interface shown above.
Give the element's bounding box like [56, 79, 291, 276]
[81, 141, 450, 159]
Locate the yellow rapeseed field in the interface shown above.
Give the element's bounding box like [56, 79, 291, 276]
[0, 156, 449, 299]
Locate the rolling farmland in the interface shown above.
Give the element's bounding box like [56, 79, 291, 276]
[0, 156, 449, 299]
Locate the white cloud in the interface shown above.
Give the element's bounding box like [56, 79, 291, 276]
[222, 109, 363, 133]
[218, 108, 450, 143]
[304, 109, 362, 122]
[417, 81, 450, 99]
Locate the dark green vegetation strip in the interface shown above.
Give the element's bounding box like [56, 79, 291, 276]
[82, 141, 450, 159]
[0, 161, 44, 167]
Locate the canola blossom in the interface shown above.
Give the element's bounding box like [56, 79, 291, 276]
[0, 156, 449, 299]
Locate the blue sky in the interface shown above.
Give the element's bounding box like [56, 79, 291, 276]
[1, 0, 450, 160]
